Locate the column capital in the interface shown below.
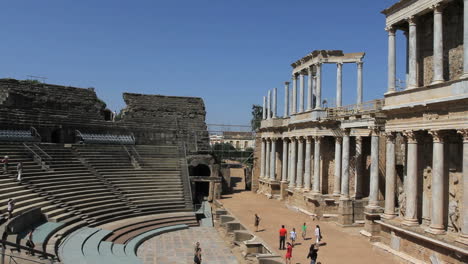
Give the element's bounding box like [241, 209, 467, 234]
[369, 126, 381, 136]
[290, 136, 297, 142]
[282, 136, 289, 142]
[457, 129, 468, 142]
[335, 137, 343, 144]
[431, 2, 444, 13]
[306, 136, 313, 143]
[284, 81, 290, 86]
[341, 128, 351, 136]
[297, 136, 305, 141]
[292, 74, 298, 80]
[308, 65, 314, 74]
[403, 130, 419, 143]
[385, 26, 396, 35]
[428, 130, 446, 143]
[357, 61, 363, 68]
[337, 62, 343, 67]
[314, 135, 323, 142]
[315, 62, 322, 67]
[384, 132, 396, 143]
[271, 137, 278, 142]
[407, 15, 417, 26]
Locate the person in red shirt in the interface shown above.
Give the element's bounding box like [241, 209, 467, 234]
[279, 225, 287, 250]
[285, 242, 293, 263]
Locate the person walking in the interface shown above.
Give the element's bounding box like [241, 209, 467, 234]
[194, 242, 200, 253]
[279, 225, 287, 250]
[254, 213, 260, 232]
[290, 228, 297, 246]
[7, 199, 14, 219]
[26, 231, 35, 256]
[301, 222, 307, 239]
[16, 162, 23, 181]
[315, 225, 322, 244]
[194, 248, 202, 264]
[307, 244, 319, 264]
[285, 242, 293, 264]
[1, 156, 8, 174]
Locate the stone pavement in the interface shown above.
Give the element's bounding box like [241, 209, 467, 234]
[137, 226, 239, 264]
[221, 191, 399, 264]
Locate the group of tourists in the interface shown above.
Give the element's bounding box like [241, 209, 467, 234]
[1, 155, 23, 181]
[255, 214, 323, 264]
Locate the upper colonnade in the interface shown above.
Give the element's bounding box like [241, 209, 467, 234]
[262, 50, 366, 120]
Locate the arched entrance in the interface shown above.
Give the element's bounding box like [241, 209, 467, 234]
[51, 129, 62, 143]
[189, 163, 211, 203]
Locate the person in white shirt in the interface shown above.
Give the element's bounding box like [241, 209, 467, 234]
[315, 225, 322, 244]
[290, 228, 297, 246]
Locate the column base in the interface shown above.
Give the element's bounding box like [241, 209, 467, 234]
[456, 234, 468, 246]
[406, 85, 418, 89]
[381, 213, 396, 220]
[460, 73, 468, 79]
[384, 89, 396, 95]
[402, 218, 419, 226]
[426, 225, 446, 235]
[430, 79, 444, 85]
[332, 192, 341, 197]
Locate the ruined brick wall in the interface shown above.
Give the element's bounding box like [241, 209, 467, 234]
[121, 93, 209, 151]
[418, 1, 463, 86]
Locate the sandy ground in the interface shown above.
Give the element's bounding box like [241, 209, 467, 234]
[220, 191, 399, 264]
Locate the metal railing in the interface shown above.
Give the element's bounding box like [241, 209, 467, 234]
[23, 143, 50, 171]
[32, 144, 52, 160]
[30, 127, 41, 142]
[0, 241, 56, 264]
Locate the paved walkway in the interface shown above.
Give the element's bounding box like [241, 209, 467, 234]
[221, 191, 399, 264]
[137, 227, 239, 264]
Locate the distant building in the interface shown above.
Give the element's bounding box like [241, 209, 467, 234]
[209, 131, 255, 150]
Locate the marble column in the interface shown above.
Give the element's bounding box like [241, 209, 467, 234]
[292, 75, 297, 115]
[272, 88, 277, 118]
[333, 137, 342, 196]
[281, 138, 289, 182]
[307, 67, 313, 111]
[270, 138, 277, 181]
[265, 139, 271, 180]
[341, 132, 350, 199]
[289, 137, 297, 188]
[315, 63, 322, 109]
[284, 82, 290, 118]
[312, 76, 317, 109]
[304, 137, 312, 191]
[463, 0, 468, 79]
[288, 140, 293, 184]
[368, 129, 380, 207]
[312, 136, 322, 194]
[457, 129, 468, 244]
[403, 131, 419, 226]
[267, 90, 271, 119]
[383, 133, 397, 218]
[428, 131, 445, 234]
[357, 62, 363, 105]
[260, 139, 266, 179]
[355, 136, 363, 199]
[407, 16, 418, 89]
[336, 63, 343, 107]
[262, 96, 267, 120]
[296, 137, 304, 188]
[387, 27, 396, 93]
[299, 74, 305, 113]
[432, 4, 444, 84]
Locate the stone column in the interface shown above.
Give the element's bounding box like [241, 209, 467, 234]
[407, 16, 418, 89]
[296, 137, 304, 188]
[355, 136, 363, 199]
[262, 96, 267, 120]
[368, 129, 380, 208]
[315, 63, 322, 109]
[291, 75, 297, 115]
[387, 27, 396, 93]
[289, 137, 297, 188]
[312, 76, 317, 109]
[457, 129, 468, 244]
[403, 131, 419, 226]
[357, 62, 363, 105]
[284, 82, 290, 118]
[265, 138, 271, 180]
[432, 4, 444, 84]
[383, 133, 397, 218]
[299, 73, 305, 113]
[272, 88, 277, 118]
[307, 67, 313, 111]
[267, 90, 271, 119]
[304, 137, 312, 191]
[336, 62, 343, 107]
[312, 136, 322, 194]
[428, 131, 445, 234]
[333, 137, 342, 196]
[463, 0, 468, 78]
[260, 139, 266, 179]
[270, 138, 277, 181]
[341, 132, 350, 199]
[281, 138, 289, 182]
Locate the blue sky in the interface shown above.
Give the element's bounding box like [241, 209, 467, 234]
[0, 0, 406, 125]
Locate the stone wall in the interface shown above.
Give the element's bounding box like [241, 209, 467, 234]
[418, 1, 463, 86]
[251, 135, 261, 192]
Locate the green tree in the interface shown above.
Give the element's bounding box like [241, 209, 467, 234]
[251, 104, 263, 131]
